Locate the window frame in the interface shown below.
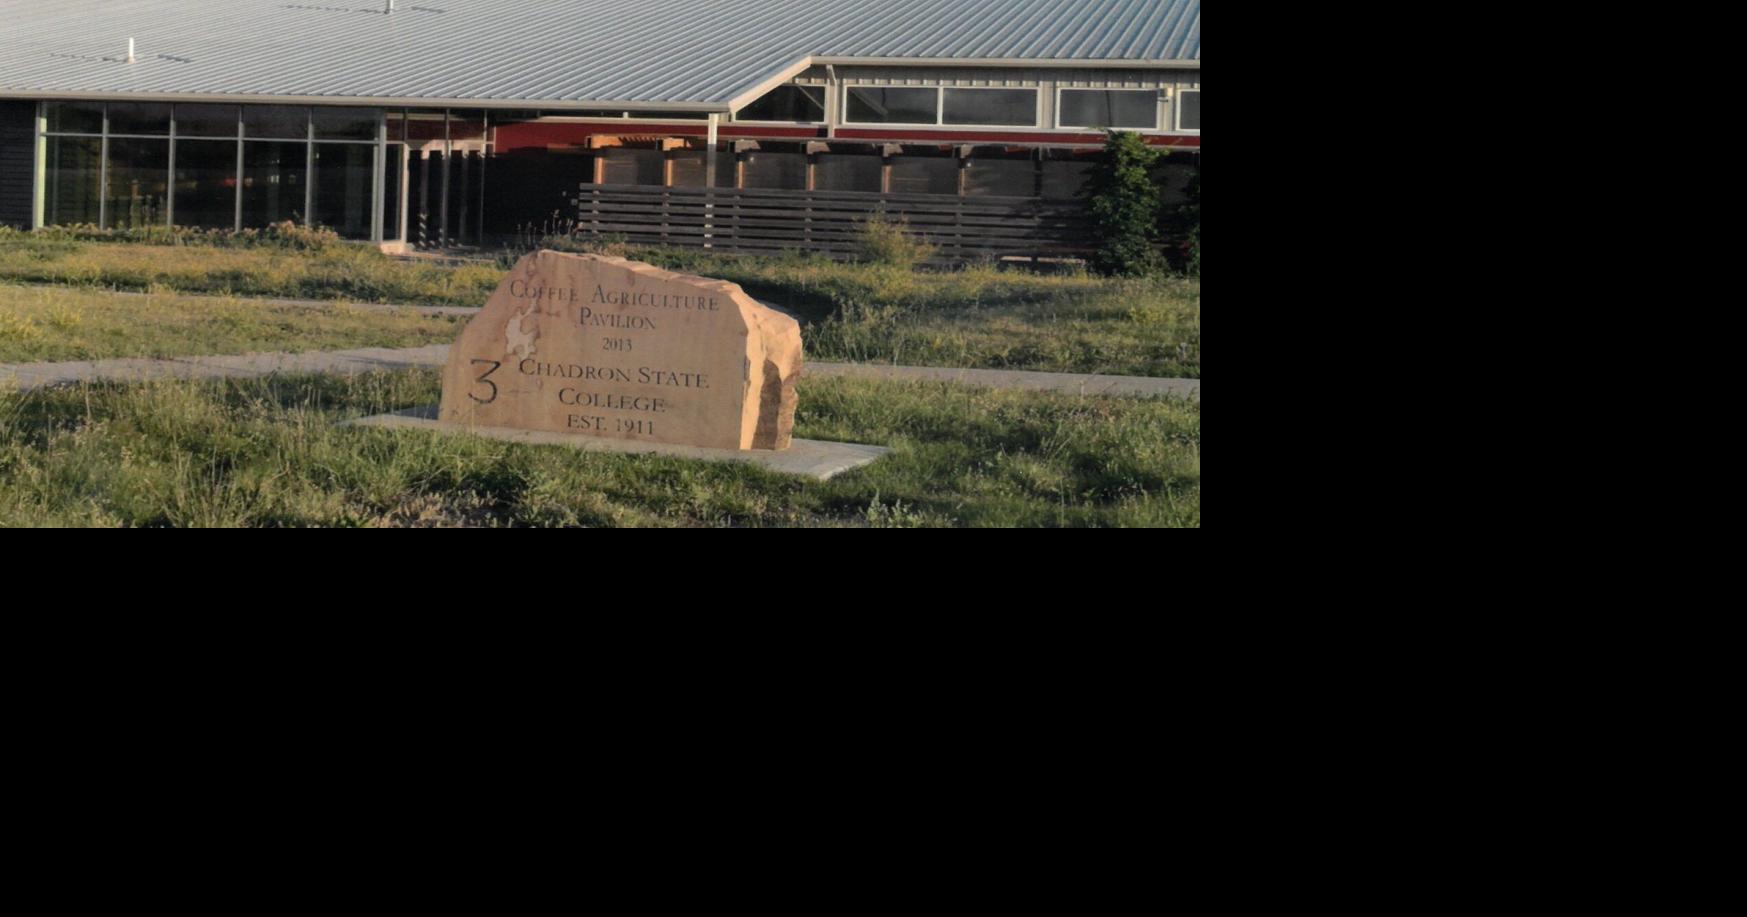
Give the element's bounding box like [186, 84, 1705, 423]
[1175, 89, 1201, 134]
[940, 86, 1042, 128]
[841, 84, 945, 128]
[731, 82, 829, 125]
[1053, 87, 1162, 132]
[36, 102, 388, 235]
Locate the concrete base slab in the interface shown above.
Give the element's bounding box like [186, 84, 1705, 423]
[342, 407, 889, 482]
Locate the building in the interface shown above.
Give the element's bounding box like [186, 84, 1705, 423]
[0, 0, 1200, 250]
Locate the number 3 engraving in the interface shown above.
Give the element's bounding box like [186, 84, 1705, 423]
[470, 359, 502, 404]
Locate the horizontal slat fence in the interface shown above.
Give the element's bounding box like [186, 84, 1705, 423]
[569, 184, 1094, 262]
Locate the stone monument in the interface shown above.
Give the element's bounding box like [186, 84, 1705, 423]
[439, 251, 803, 451]
[346, 250, 887, 481]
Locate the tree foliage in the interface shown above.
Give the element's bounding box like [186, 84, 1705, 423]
[1085, 131, 1166, 276]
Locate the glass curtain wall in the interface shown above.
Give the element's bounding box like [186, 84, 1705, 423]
[391, 109, 490, 247]
[38, 102, 385, 239]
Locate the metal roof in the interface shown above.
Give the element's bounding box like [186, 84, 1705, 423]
[0, 0, 1199, 110]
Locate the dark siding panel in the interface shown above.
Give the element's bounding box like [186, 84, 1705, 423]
[0, 101, 36, 229]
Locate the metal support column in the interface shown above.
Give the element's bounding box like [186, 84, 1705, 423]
[705, 113, 718, 248]
[98, 106, 108, 229]
[304, 115, 315, 227]
[165, 110, 176, 227]
[32, 103, 46, 229]
[438, 110, 451, 246]
[371, 112, 386, 243]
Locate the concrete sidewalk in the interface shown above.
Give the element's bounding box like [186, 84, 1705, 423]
[2, 344, 1199, 400]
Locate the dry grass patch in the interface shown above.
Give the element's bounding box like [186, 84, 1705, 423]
[0, 284, 466, 363]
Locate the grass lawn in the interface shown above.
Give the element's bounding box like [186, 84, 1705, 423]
[638, 247, 1200, 378]
[0, 235, 1199, 377]
[0, 370, 1200, 528]
[0, 235, 502, 308]
[0, 284, 468, 363]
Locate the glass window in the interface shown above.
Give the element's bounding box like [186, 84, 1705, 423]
[737, 86, 825, 123]
[943, 89, 1037, 127]
[107, 103, 171, 136]
[46, 102, 104, 135]
[243, 106, 310, 139]
[46, 137, 102, 225]
[404, 112, 448, 142]
[312, 107, 379, 141]
[175, 104, 240, 138]
[445, 149, 478, 243]
[845, 87, 938, 124]
[174, 139, 239, 230]
[382, 144, 404, 241]
[242, 141, 308, 227]
[1058, 89, 1158, 129]
[447, 111, 487, 143]
[1178, 90, 1200, 131]
[312, 144, 375, 239]
[105, 139, 170, 229]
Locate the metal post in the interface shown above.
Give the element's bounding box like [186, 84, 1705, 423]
[165, 108, 176, 227]
[371, 111, 386, 243]
[706, 113, 718, 187]
[417, 149, 430, 247]
[705, 113, 718, 248]
[304, 111, 315, 227]
[98, 105, 108, 229]
[439, 110, 451, 246]
[32, 103, 46, 229]
[234, 115, 244, 232]
[476, 109, 488, 244]
[458, 148, 472, 245]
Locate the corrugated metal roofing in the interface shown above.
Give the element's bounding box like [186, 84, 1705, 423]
[0, 0, 1198, 108]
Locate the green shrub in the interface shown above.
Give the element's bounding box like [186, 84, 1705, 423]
[1086, 131, 1166, 276]
[1174, 163, 1200, 277]
[495, 229, 630, 267]
[856, 208, 936, 268]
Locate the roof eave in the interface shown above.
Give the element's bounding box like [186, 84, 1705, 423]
[0, 88, 735, 112]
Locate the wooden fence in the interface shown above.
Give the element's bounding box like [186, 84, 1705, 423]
[569, 184, 1094, 262]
